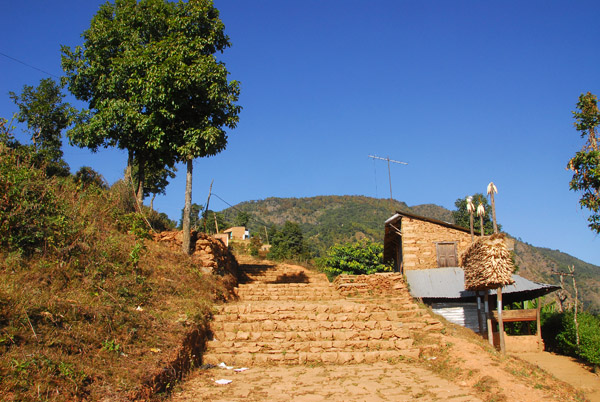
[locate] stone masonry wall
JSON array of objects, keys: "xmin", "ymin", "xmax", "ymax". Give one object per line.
[{"xmin": 402, "ymin": 217, "xmax": 472, "ymax": 270}]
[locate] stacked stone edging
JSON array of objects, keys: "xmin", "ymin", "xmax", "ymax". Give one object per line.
[
  {"xmin": 153, "ymin": 230, "xmax": 238, "ymax": 281},
  {"xmin": 203, "ymin": 260, "xmax": 443, "ymax": 366}
]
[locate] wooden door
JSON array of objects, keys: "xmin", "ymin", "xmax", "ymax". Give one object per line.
[{"xmin": 436, "ymin": 242, "xmax": 458, "ymax": 267}]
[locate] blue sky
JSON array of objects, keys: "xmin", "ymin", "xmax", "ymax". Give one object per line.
[{"xmin": 1, "ymin": 1, "xmax": 599, "ymax": 265}]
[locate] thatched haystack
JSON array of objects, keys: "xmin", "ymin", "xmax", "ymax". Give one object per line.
[{"xmin": 462, "ymin": 233, "xmax": 515, "ymax": 290}]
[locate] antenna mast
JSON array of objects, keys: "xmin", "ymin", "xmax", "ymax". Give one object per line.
[{"xmin": 367, "ymin": 155, "xmax": 408, "ymax": 207}]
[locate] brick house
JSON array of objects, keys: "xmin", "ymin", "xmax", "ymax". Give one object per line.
[
  {"xmin": 383, "ymin": 211, "xmax": 474, "ymax": 273},
  {"xmin": 223, "ymin": 226, "xmax": 250, "ymax": 241},
  {"xmin": 383, "ymin": 211, "xmax": 558, "ymax": 351}
]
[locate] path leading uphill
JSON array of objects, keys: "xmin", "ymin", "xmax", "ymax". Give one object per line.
[{"xmin": 170, "ymin": 258, "xmax": 587, "ymax": 402}]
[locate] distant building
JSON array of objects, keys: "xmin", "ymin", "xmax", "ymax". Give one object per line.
[{"xmin": 223, "ymin": 226, "xmax": 250, "ymax": 241}]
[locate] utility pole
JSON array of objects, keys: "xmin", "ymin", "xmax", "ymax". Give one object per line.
[{"xmin": 368, "ymin": 155, "xmax": 408, "ymax": 208}]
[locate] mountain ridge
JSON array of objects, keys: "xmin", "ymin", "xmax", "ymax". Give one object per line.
[{"xmin": 220, "ymin": 195, "xmax": 599, "ymax": 311}]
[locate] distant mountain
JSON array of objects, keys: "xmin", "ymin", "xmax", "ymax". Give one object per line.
[{"xmin": 221, "ymin": 195, "xmax": 600, "ymax": 312}]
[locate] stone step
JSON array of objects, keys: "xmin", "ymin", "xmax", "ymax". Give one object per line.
[
  {"xmin": 216, "ymin": 301, "xmax": 421, "ymax": 314},
  {"xmin": 237, "ymin": 282, "xmax": 332, "ymax": 288},
  {"xmin": 209, "ymin": 325, "xmax": 441, "ymax": 343},
  {"xmin": 235, "ymin": 290, "xmax": 337, "ymax": 297},
  {"xmin": 211, "ymin": 319, "xmax": 414, "ymax": 332},
  {"xmin": 202, "ymin": 349, "xmax": 422, "ymax": 366},
  {"xmin": 213, "ymin": 310, "xmax": 422, "ymax": 323},
  {"xmin": 207, "ymin": 338, "xmax": 415, "ymax": 353},
  {"xmin": 239, "ymin": 294, "xmax": 340, "ymax": 301}
]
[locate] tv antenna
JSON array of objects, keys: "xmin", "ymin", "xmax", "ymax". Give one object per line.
[{"xmin": 368, "ymin": 155, "xmax": 408, "ymax": 207}]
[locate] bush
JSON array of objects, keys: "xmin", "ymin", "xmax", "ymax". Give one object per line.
[
  {"xmin": 0, "ymin": 146, "xmax": 71, "ymax": 255},
  {"xmin": 542, "ymin": 310, "xmax": 600, "ymax": 366},
  {"xmin": 267, "ymin": 221, "xmax": 311, "ymax": 261},
  {"xmin": 317, "ymin": 239, "xmax": 392, "ymax": 277}
]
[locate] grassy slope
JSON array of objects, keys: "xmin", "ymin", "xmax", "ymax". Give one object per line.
[
  {"xmin": 0, "ymin": 176, "xmax": 227, "ymax": 401},
  {"xmin": 221, "ymin": 195, "xmax": 600, "ymax": 311}
]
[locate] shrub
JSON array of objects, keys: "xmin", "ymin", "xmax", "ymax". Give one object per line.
[
  {"xmin": 267, "ymin": 221, "xmax": 311, "ymax": 261},
  {"xmin": 318, "ymin": 239, "xmax": 392, "ymax": 277},
  {"xmin": 542, "ymin": 310, "xmax": 600, "ymax": 366},
  {"xmin": 0, "ymin": 146, "xmax": 71, "ymax": 255}
]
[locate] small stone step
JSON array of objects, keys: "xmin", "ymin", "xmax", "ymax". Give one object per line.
[
  {"xmin": 212, "ymin": 310, "xmax": 421, "ymax": 323},
  {"xmin": 203, "ymin": 349, "xmax": 421, "ymax": 366},
  {"xmin": 211, "ymin": 328, "xmax": 413, "ymax": 342}
]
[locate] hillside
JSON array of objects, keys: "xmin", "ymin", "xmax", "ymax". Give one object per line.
[
  {"xmin": 221, "ymin": 195, "xmax": 600, "ymax": 312},
  {"xmin": 0, "ymin": 143, "xmax": 236, "ymax": 400}
]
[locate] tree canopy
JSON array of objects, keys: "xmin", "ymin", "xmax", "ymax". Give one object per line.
[
  {"xmin": 61, "ymin": 0, "xmax": 241, "ymax": 252},
  {"xmin": 9, "ymin": 78, "xmax": 73, "ymax": 160},
  {"xmin": 267, "ymin": 221, "xmax": 311, "ymax": 261},
  {"xmin": 568, "ymin": 92, "xmax": 600, "ymax": 233}
]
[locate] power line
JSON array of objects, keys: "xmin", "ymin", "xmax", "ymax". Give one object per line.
[
  {"xmin": 212, "ymin": 192, "xmax": 272, "ymax": 229},
  {"xmin": 0, "ymin": 51, "xmax": 61, "ymax": 79}
]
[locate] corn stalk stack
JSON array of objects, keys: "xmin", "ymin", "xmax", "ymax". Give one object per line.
[{"xmin": 462, "ymin": 233, "xmax": 515, "ymax": 352}]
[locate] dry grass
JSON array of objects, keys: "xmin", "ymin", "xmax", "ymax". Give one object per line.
[{"xmin": 0, "ymin": 180, "xmax": 231, "ymax": 401}]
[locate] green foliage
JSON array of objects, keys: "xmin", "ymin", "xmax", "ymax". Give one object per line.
[
  {"xmin": 542, "ymin": 310, "xmax": 600, "ymax": 366},
  {"xmin": 318, "ymin": 239, "xmax": 392, "ymax": 277},
  {"xmin": 452, "ymin": 193, "xmax": 499, "ymax": 235},
  {"xmin": 0, "ymin": 144, "xmax": 72, "ymax": 255},
  {"xmin": 268, "ymin": 221, "xmax": 311, "ymax": 261},
  {"xmin": 179, "ymin": 203, "xmax": 203, "ymax": 230},
  {"xmin": 235, "ymin": 211, "xmax": 251, "ymax": 227},
  {"xmin": 248, "ymin": 235, "xmax": 262, "ymax": 257},
  {"xmin": 568, "ymin": 92, "xmax": 600, "ymax": 233},
  {"xmin": 61, "ymin": 0, "xmax": 241, "ymax": 234},
  {"xmin": 8, "ymin": 78, "xmax": 73, "ymax": 161},
  {"xmin": 74, "ymin": 166, "xmax": 107, "ymax": 190}
]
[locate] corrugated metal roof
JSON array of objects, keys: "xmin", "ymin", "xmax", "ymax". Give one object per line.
[{"xmin": 405, "ymin": 267, "xmax": 560, "ymax": 301}]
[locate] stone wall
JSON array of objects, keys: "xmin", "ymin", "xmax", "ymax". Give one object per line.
[
  {"xmin": 402, "ymin": 216, "xmax": 472, "ymax": 270},
  {"xmin": 152, "ymin": 230, "xmax": 238, "ymax": 284},
  {"xmin": 334, "ymin": 273, "xmax": 408, "ymax": 297}
]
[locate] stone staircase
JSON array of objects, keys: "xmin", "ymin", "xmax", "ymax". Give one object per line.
[{"xmin": 203, "ymin": 260, "xmax": 443, "ymax": 366}]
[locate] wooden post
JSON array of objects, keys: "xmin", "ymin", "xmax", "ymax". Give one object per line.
[
  {"xmin": 476, "ymin": 291, "xmax": 484, "ymax": 335},
  {"xmin": 536, "ymin": 297, "xmax": 542, "ymax": 351},
  {"xmin": 497, "ymin": 287, "xmax": 506, "ymax": 353},
  {"xmin": 485, "ymin": 292, "xmax": 494, "ymax": 346}
]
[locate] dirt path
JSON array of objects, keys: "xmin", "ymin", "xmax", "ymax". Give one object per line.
[
  {"xmin": 170, "ymin": 362, "xmax": 482, "ymax": 402},
  {"xmin": 517, "ymin": 352, "xmax": 600, "ymax": 402}
]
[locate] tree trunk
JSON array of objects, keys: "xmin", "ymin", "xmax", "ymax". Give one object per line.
[
  {"xmin": 150, "ymin": 194, "xmax": 156, "ymax": 211},
  {"xmin": 182, "ymin": 158, "xmax": 193, "ymax": 255},
  {"xmin": 136, "ymin": 156, "xmax": 145, "ymax": 206}
]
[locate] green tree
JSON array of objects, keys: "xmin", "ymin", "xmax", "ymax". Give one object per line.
[
  {"xmin": 318, "ymin": 239, "xmax": 391, "ymax": 277},
  {"xmin": 129, "ymin": 157, "xmax": 177, "ymax": 210},
  {"xmin": 9, "ymin": 78, "xmax": 73, "ymax": 160},
  {"xmin": 74, "ymin": 166, "xmax": 108, "ymax": 190},
  {"xmin": 452, "ymin": 193, "xmax": 499, "ymax": 235},
  {"xmin": 178, "ymin": 203, "xmax": 202, "ymax": 231},
  {"xmin": 198, "ymin": 210, "xmax": 228, "ymax": 234},
  {"xmin": 9, "ymin": 78, "xmax": 74, "ymax": 177},
  {"xmin": 234, "ymin": 211, "xmax": 251, "ymax": 227},
  {"xmin": 61, "ymin": 0, "xmax": 241, "ymax": 256},
  {"xmin": 268, "ymin": 221, "xmax": 310, "ymax": 261},
  {"xmin": 568, "ymin": 92, "xmax": 600, "ymax": 233}
]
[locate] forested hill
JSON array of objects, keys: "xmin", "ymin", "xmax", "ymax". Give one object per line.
[{"xmin": 221, "ymin": 195, "xmax": 600, "ymax": 312}]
